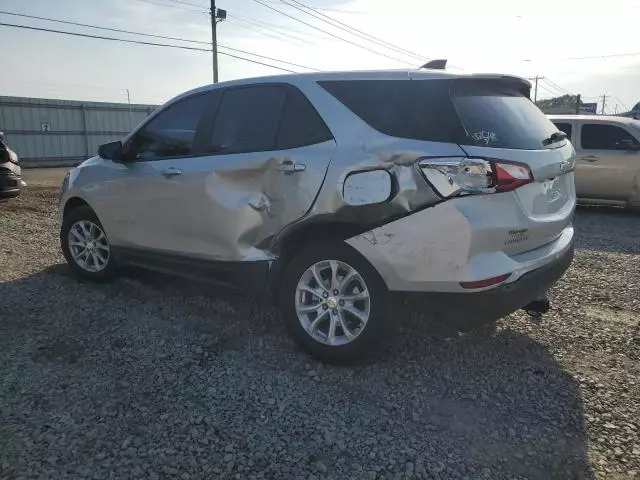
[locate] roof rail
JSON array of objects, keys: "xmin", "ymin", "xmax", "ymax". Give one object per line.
[{"xmin": 420, "ymin": 59, "xmax": 447, "ymax": 70}]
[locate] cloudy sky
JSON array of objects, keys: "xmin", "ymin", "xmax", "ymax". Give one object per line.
[{"xmin": 1, "ymin": 0, "xmax": 639, "ymax": 112}]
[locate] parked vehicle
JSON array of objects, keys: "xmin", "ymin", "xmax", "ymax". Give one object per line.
[
  {"xmin": 0, "ymin": 132, "xmax": 22, "ymax": 199},
  {"xmin": 549, "ymin": 115, "xmax": 640, "ymax": 208},
  {"xmin": 59, "ymin": 70, "xmax": 576, "ymax": 363}
]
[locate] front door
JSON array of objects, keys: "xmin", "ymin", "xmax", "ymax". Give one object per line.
[
  {"xmin": 575, "ymin": 122, "xmax": 640, "ymax": 200},
  {"xmin": 104, "ymin": 91, "xmax": 216, "ymax": 251}
]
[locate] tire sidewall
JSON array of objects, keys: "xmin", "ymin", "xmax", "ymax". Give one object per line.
[
  {"xmin": 279, "ymin": 241, "xmax": 390, "ymax": 364},
  {"xmin": 60, "ymin": 205, "xmax": 117, "ymax": 281}
]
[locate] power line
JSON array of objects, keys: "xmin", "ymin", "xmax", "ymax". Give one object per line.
[
  {"xmin": 228, "ymin": 20, "xmax": 309, "ymax": 46},
  {"xmin": 0, "ymin": 11, "xmax": 319, "ymax": 70},
  {"xmin": 543, "ymin": 78, "xmax": 573, "ymax": 96},
  {"xmin": 250, "ymin": 0, "xmax": 413, "ymax": 66},
  {"xmin": 0, "ymin": 10, "xmax": 211, "ymax": 44},
  {"xmin": 227, "ymin": 16, "xmax": 314, "ymax": 45},
  {"xmin": 613, "ymin": 96, "xmax": 629, "ymax": 111},
  {"xmin": 282, "ymin": 0, "xmax": 429, "ymax": 63},
  {"xmin": 0, "ymin": 22, "xmax": 298, "ymax": 73},
  {"xmin": 230, "ymin": 12, "xmax": 336, "ymax": 42},
  {"xmin": 132, "ymin": 0, "xmax": 208, "ymax": 13},
  {"xmin": 162, "ymin": 0, "xmax": 208, "ymax": 8},
  {"xmin": 526, "ymin": 51, "xmax": 640, "ymax": 62},
  {"xmin": 218, "ymin": 45, "xmax": 320, "ymax": 71}
]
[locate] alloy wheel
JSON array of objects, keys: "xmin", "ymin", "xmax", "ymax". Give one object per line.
[
  {"xmin": 295, "ymin": 259, "xmax": 371, "ymax": 346},
  {"xmin": 67, "ymin": 220, "xmax": 110, "ymax": 273}
]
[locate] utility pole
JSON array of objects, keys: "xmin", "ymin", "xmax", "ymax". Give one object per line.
[
  {"xmin": 600, "ymin": 94, "xmax": 607, "ymax": 115},
  {"xmin": 575, "ymin": 93, "xmax": 581, "ymax": 114},
  {"xmin": 210, "ymin": 1, "xmax": 227, "ymax": 84},
  {"xmin": 126, "ymin": 89, "xmax": 133, "ymax": 130},
  {"xmin": 210, "ymin": 0, "xmax": 218, "ymax": 83},
  {"xmin": 528, "ymin": 76, "xmax": 545, "ymax": 104}
]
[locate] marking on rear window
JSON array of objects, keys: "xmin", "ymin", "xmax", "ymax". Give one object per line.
[{"xmin": 471, "ymin": 131, "xmax": 498, "ymax": 145}]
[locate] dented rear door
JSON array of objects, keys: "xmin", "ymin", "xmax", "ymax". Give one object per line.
[{"xmin": 162, "ymin": 83, "xmax": 336, "ymax": 261}]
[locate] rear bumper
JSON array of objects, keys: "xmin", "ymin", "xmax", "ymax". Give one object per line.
[
  {"xmin": 346, "ymin": 192, "xmax": 575, "ymax": 293},
  {"xmin": 0, "ymin": 166, "xmax": 21, "ymax": 198},
  {"xmin": 403, "ymin": 244, "xmax": 573, "ymax": 322}
]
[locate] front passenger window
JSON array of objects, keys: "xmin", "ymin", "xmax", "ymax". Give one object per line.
[{"xmin": 127, "ymin": 94, "xmax": 208, "ymax": 160}]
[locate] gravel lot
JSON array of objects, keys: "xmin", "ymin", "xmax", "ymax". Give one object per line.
[{"xmin": 1, "ymin": 176, "xmax": 639, "ymax": 480}]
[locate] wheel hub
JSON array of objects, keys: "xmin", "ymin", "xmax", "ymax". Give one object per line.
[{"xmin": 326, "ymin": 296, "xmax": 338, "ymax": 309}]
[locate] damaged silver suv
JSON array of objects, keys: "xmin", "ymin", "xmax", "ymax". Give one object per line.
[{"xmin": 59, "ymin": 69, "xmax": 576, "ymax": 363}]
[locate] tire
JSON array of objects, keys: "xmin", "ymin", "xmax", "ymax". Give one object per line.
[
  {"xmin": 60, "ymin": 205, "xmax": 118, "ymax": 281},
  {"xmin": 278, "ymin": 241, "xmax": 390, "ymax": 364}
]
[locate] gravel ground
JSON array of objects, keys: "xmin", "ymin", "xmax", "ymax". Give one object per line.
[{"xmin": 1, "ymin": 185, "xmax": 639, "ymax": 480}]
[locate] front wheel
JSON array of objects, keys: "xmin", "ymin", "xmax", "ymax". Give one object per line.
[
  {"xmin": 60, "ymin": 205, "xmax": 118, "ymax": 281},
  {"xmin": 279, "ymin": 242, "xmax": 390, "ymax": 364}
]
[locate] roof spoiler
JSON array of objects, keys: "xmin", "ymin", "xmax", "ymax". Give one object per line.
[{"xmin": 420, "ymin": 59, "xmax": 447, "ymax": 70}]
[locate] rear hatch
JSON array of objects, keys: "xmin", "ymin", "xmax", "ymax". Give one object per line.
[{"xmin": 450, "ymin": 77, "xmax": 576, "ymax": 254}]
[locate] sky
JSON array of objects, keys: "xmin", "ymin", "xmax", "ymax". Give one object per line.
[{"xmin": 1, "ymin": 0, "xmax": 639, "ymax": 113}]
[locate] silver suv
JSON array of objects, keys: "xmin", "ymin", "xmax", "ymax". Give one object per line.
[{"xmin": 59, "ymin": 70, "xmax": 576, "ymax": 363}]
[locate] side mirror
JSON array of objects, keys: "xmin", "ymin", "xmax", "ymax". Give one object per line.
[
  {"xmin": 343, "ymin": 170, "xmax": 392, "ymax": 206},
  {"xmin": 0, "ymin": 132, "xmax": 5, "ymax": 142},
  {"xmin": 98, "ymin": 141, "xmax": 124, "ymax": 161}
]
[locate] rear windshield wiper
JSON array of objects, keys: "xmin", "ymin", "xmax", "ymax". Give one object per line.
[{"xmin": 542, "ymin": 131, "xmax": 567, "ymax": 146}]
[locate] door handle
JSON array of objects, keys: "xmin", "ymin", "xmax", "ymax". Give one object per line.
[
  {"xmin": 581, "ymin": 155, "xmax": 599, "ymax": 162},
  {"xmin": 277, "ymin": 160, "xmax": 306, "ymax": 173},
  {"xmin": 160, "ymin": 167, "xmax": 183, "ymax": 178}
]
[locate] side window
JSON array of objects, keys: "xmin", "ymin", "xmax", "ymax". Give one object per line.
[
  {"xmin": 319, "ymin": 80, "xmax": 463, "ymax": 143},
  {"xmin": 210, "ymin": 85, "xmax": 287, "ymax": 154},
  {"xmin": 581, "ymin": 124, "xmax": 640, "ymax": 150},
  {"xmin": 554, "ymin": 122, "xmax": 573, "ymax": 139},
  {"xmin": 127, "ymin": 94, "xmax": 208, "ymax": 160},
  {"xmin": 277, "ymin": 88, "xmax": 333, "ymax": 149}
]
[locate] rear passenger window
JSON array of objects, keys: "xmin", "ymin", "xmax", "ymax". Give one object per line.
[
  {"xmin": 554, "ymin": 122, "xmax": 573, "ymax": 139},
  {"xmin": 277, "ymin": 88, "xmax": 333, "ymax": 149},
  {"xmin": 319, "ymin": 80, "xmax": 463, "ymax": 143},
  {"xmin": 210, "ymin": 86, "xmax": 287, "ymax": 154},
  {"xmin": 581, "ymin": 124, "xmax": 640, "ymax": 150}
]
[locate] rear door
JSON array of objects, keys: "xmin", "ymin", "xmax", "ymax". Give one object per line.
[
  {"xmin": 575, "ymin": 122, "xmax": 640, "ymax": 200},
  {"xmin": 161, "ymin": 83, "xmax": 336, "ymax": 261}
]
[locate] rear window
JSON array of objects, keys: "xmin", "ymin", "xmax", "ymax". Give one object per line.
[
  {"xmin": 320, "ymin": 78, "xmax": 561, "ymax": 150},
  {"xmin": 318, "ymin": 80, "xmax": 464, "ymax": 143},
  {"xmin": 452, "ymin": 80, "xmax": 560, "ymax": 150}
]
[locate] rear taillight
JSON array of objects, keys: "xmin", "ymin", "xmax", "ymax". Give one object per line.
[
  {"xmin": 418, "ymin": 157, "xmax": 532, "ymax": 199},
  {"xmin": 494, "ymin": 162, "xmax": 532, "ymax": 192}
]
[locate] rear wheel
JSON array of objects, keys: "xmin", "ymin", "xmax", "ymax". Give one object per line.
[
  {"xmin": 279, "ymin": 242, "xmax": 390, "ymax": 364},
  {"xmin": 60, "ymin": 205, "xmax": 118, "ymax": 281}
]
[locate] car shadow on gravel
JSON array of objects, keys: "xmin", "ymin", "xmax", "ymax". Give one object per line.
[{"xmin": 0, "ymin": 264, "xmax": 593, "ymax": 480}]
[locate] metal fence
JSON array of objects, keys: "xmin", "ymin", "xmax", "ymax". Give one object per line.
[{"xmin": 0, "ymin": 96, "xmax": 158, "ymax": 167}]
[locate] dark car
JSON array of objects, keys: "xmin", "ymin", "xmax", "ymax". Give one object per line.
[{"xmin": 0, "ymin": 132, "xmax": 22, "ymax": 199}]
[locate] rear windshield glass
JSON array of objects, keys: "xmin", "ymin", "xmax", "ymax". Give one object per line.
[
  {"xmin": 319, "ymin": 78, "xmax": 561, "ymax": 150},
  {"xmin": 452, "ymin": 80, "xmax": 560, "ymax": 150}
]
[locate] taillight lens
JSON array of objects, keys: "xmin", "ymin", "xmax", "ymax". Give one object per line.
[
  {"xmin": 494, "ymin": 162, "xmax": 532, "ymax": 192},
  {"xmin": 419, "ymin": 157, "xmax": 532, "ymax": 198}
]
